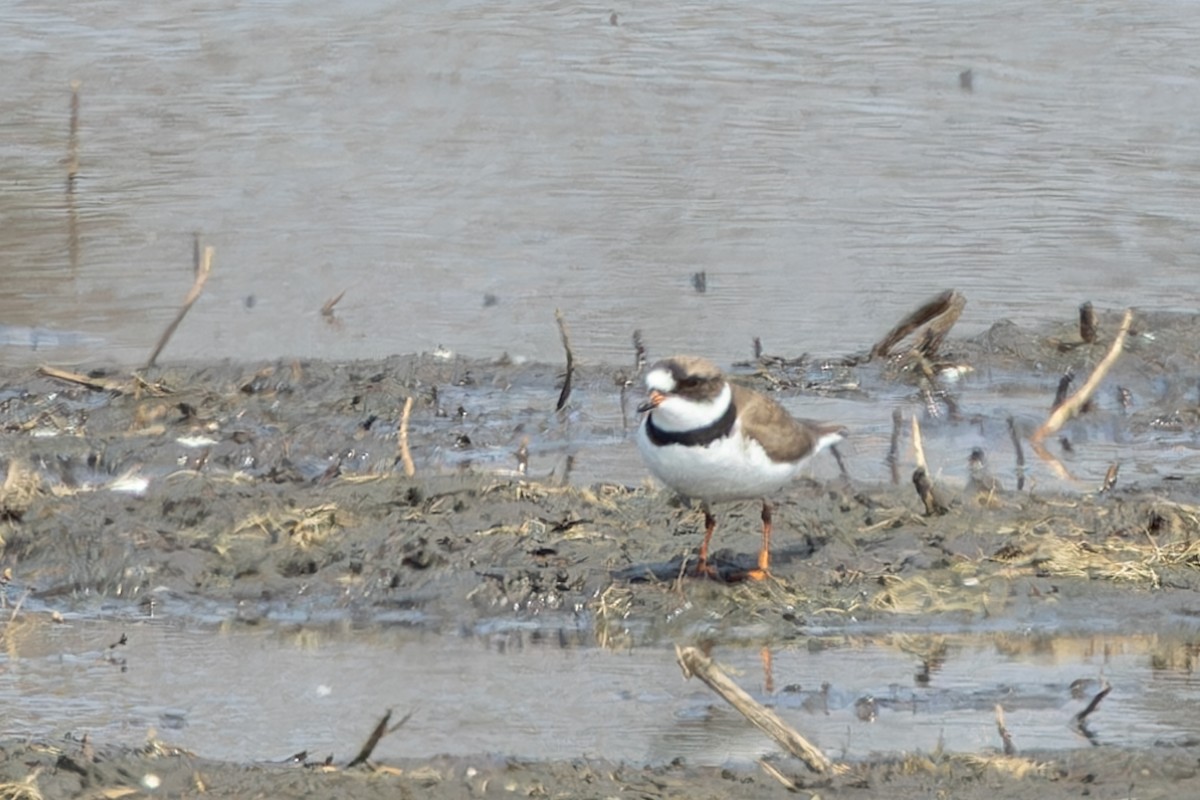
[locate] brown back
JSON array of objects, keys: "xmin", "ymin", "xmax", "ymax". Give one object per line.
[{"xmin": 730, "ymin": 384, "xmax": 845, "ymax": 463}]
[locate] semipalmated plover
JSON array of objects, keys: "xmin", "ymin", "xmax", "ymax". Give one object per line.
[{"xmin": 636, "ymin": 356, "xmax": 845, "ymax": 580}]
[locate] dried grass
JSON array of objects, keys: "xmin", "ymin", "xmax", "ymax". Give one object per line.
[
  {"xmin": 869, "ymin": 575, "xmax": 986, "ymax": 615},
  {"xmin": 230, "ymin": 503, "xmax": 343, "ymax": 549},
  {"xmin": 593, "ymin": 583, "xmax": 634, "ymax": 651}
]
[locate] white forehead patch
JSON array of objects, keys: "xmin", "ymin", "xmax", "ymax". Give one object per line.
[{"xmin": 645, "ymin": 367, "xmax": 676, "ymax": 393}]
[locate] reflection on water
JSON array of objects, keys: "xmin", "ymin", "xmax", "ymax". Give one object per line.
[
  {"xmin": 2, "ymin": 1, "xmax": 1200, "ymax": 367},
  {"xmin": 2, "ymin": 617, "xmax": 1199, "ymax": 764}
]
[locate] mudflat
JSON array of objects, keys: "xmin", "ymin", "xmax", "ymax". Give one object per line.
[{"xmin": 3, "ymin": 307, "xmax": 1200, "ymax": 798}]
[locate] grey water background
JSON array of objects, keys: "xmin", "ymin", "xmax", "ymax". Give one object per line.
[
  {"xmin": 3, "ymin": 0, "xmax": 1199, "ymax": 368},
  {"xmin": 3, "ymin": 0, "xmax": 1200, "ymax": 767}
]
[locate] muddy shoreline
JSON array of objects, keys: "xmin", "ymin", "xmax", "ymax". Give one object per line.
[{"xmin": 3, "ymin": 310, "xmax": 1200, "ymax": 797}]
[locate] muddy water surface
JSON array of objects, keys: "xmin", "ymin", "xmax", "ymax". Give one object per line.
[
  {"xmin": 4, "ymin": 618, "xmax": 1199, "ymax": 765},
  {"xmin": 3, "ymin": 1, "xmax": 1200, "ymax": 367}
]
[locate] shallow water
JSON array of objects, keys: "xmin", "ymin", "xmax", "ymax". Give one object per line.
[
  {"xmin": 3, "ymin": 617, "xmax": 1199, "ymax": 764},
  {"xmin": 3, "ymin": 1, "xmax": 1200, "ymax": 367}
]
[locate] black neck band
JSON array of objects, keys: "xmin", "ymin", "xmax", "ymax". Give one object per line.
[{"xmin": 645, "ymin": 398, "xmax": 738, "ymax": 447}]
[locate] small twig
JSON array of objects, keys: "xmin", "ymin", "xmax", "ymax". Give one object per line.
[
  {"xmin": 913, "ymin": 467, "xmax": 947, "ymax": 516},
  {"xmin": 632, "ymin": 329, "xmax": 646, "ymax": 373},
  {"xmin": 995, "ymin": 704, "xmax": 1016, "ymax": 755},
  {"xmin": 1073, "ymin": 681, "xmax": 1111, "ymax": 727},
  {"xmin": 145, "ymin": 244, "xmax": 215, "ymax": 369},
  {"xmin": 757, "ymin": 759, "xmax": 799, "ymax": 792},
  {"xmin": 911, "ymin": 415, "xmax": 928, "ymax": 472},
  {"xmin": 321, "ymin": 289, "xmax": 347, "ymax": 318},
  {"xmin": 1079, "ymin": 301, "xmax": 1097, "ymax": 344},
  {"xmin": 1101, "ymin": 462, "xmax": 1119, "ymax": 493},
  {"xmin": 554, "ymin": 309, "xmax": 574, "ymax": 411},
  {"xmin": 1051, "ymin": 369, "xmax": 1073, "ymax": 410},
  {"xmin": 886, "ymin": 408, "xmax": 902, "ymax": 484},
  {"xmin": 676, "ymin": 645, "xmax": 831, "ymax": 774},
  {"xmin": 1007, "ymin": 416, "xmax": 1026, "ymax": 491},
  {"xmin": 347, "ymin": 708, "xmax": 412, "ymax": 767},
  {"xmin": 38, "ymin": 365, "xmax": 127, "ymax": 394},
  {"xmin": 1032, "ymin": 309, "xmax": 1133, "ymax": 445},
  {"xmin": 398, "ymin": 396, "xmax": 415, "ymax": 477}
]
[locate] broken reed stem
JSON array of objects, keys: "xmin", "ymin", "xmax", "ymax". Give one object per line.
[
  {"xmin": 994, "ymin": 704, "xmax": 1016, "ymax": 756},
  {"xmin": 909, "ymin": 416, "xmax": 946, "ymax": 514},
  {"xmin": 1032, "ymin": 309, "xmax": 1133, "ymax": 445},
  {"xmin": 1073, "ymin": 681, "xmax": 1111, "ymax": 727},
  {"xmin": 887, "ymin": 408, "xmax": 902, "ymax": 484},
  {"xmin": 554, "ymin": 308, "xmax": 574, "ymax": 411},
  {"xmin": 398, "ymin": 396, "xmax": 416, "ymax": 477},
  {"xmin": 321, "ymin": 289, "xmax": 347, "ymax": 317},
  {"xmin": 38, "ymin": 365, "xmax": 126, "ymax": 394},
  {"xmin": 1101, "ymin": 462, "xmax": 1119, "ymax": 493},
  {"xmin": 911, "ymin": 415, "xmax": 927, "ymax": 471},
  {"xmin": 1079, "ymin": 301, "xmax": 1097, "ymax": 344},
  {"xmin": 676, "ymin": 646, "xmax": 831, "ymax": 774},
  {"xmin": 347, "ymin": 709, "xmax": 391, "ymax": 768},
  {"xmin": 632, "ymin": 329, "xmax": 646, "ymax": 372},
  {"xmin": 145, "ymin": 244, "xmax": 214, "ymax": 369}
]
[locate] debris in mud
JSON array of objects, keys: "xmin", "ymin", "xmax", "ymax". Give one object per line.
[{"xmin": 676, "ymin": 645, "xmax": 831, "ymax": 774}]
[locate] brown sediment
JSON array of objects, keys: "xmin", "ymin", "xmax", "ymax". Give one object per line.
[{"xmin": 2, "ymin": 308, "xmax": 1200, "ymax": 799}]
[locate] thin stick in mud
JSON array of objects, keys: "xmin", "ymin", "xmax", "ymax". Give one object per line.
[
  {"xmin": 398, "ymin": 396, "xmax": 416, "ymax": 477},
  {"xmin": 995, "ymin": 704, "xmax": 1016, "ymax": 756},
  {"xmin": 1079, "ymin": 301, "xmax": 1097, "ymax": 344},
  {"xmin": 554, "ymin": 309, "xmax": 574, "ymax": 411},
  {"xmin": 1007, "ymin": 416, "xmax": 1026, "ymax": 491},
  {"xmin": 38, "ymin": 365, "xmax": 127, "ymax": 394},
  {"xmin": 145, "ymin": 243, "xmax": 215, "ymax": 369},
  {"xmin": 910, "ymin": 416, "xmax": 946, "ymax": 515},
  {"xmin": 1073, "ymin": 681, "xmax": 1111, "ymax": 728},
  {"xmin": 321, "ymin": 289, "xmax": 347, "ymax": 318},
  {"xmin": 632, "ymin": 329, "xmax": 646, "ymax": 372},
  {"xmin": 346, "ymin": 708, "xmax": 413, "ymax": 768},
  {"xmin": 887, "ymin": 408, "xmax": 902, "ymax": 484},
  {"xmin": 675, "ymin": 645, "xmax": 831, "ymax": 774},
  {"xmin": 1032, "ymin": 308, "xmax": 1133, "ymax": 446}
]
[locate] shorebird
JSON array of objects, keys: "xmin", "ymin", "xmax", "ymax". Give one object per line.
[{"xmin": 636, "ymin": 356, "xmax": 845, "ymax": 580}]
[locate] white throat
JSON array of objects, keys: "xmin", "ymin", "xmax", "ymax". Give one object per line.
[{"xmin": 649, "ymin": 383, "xmax": 733, "ymax": 433}]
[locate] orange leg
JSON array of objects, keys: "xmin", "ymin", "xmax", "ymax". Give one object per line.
[
  {"xmin": 694, "ymin": 508, "xmax": 720, "ymax": 578},
  {"xmin": 745, "ymin": 500, "xmax": 773, "ymax": 581}
]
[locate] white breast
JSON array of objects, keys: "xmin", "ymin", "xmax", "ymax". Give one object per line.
[{"xmin": 636, "ymin": 417, "xmax": 808, "ymax": 503}]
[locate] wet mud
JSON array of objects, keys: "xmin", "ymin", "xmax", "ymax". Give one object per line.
[{"xmin": 4, "ymin": 308, "xmax": 1200, "ymax": 798}]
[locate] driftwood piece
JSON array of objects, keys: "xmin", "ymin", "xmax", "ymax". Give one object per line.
[
  {"xmin": 869, "ymin": 289, "xmax": 965, "ymax": 361},
  {"xmin": 397, "ymin": 396, "xmax": 416, "ymax": 477},
  {"xmin": 38, "ymin": 365, "xmax": 127, "ymax": 394},
  {"xmin": 1032, "ymin": 309, "xmax": 1133, "ymax": 447},
  {"xmin": 676, "ymin": 646, "xmax": 831, "ymax": 774}
]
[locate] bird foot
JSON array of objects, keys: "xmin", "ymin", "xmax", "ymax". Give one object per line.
[
  {"xmin": 691, "ymin": 559, "xmax": 721, "ymax": 579},
  {"xmin": 739, "ymin": 567, "xmax": 771, "ymax": 582}
]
